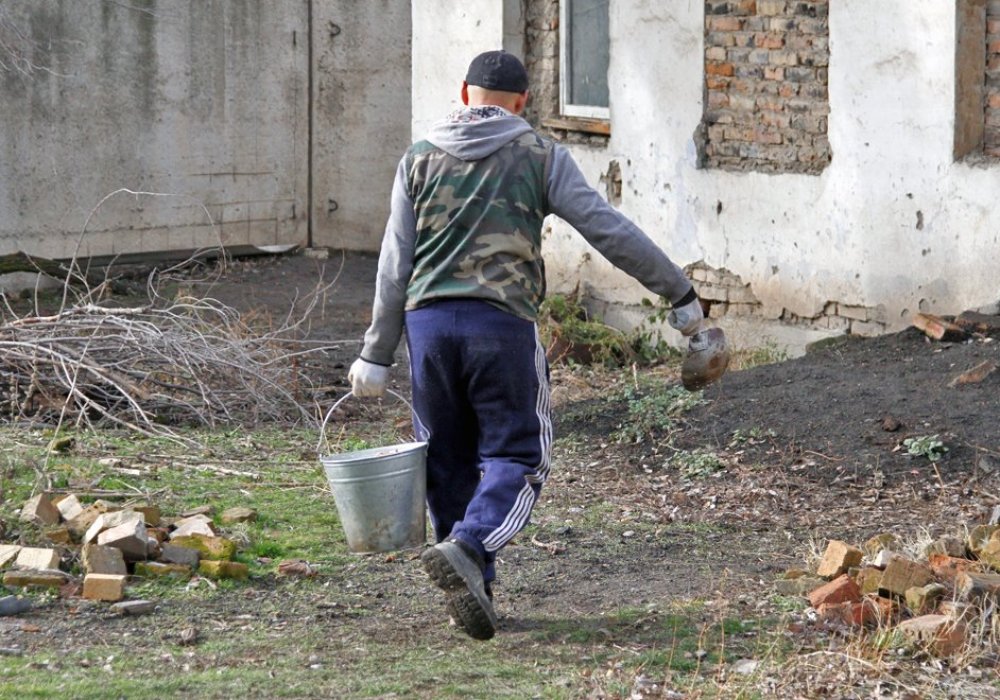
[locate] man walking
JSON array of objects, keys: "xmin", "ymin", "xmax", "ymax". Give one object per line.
[{"xmin": 348, "ymin": 50, "xmax": 705, "ymax": 640}]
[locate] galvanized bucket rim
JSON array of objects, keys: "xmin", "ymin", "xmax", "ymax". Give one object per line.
[
  {"xmin": 316, "ymin": 389, "xmax": 415, "ymax": 455},
  {"xmin": 320, "ymin": 440, "xmax": 427, "ymax": 465}
]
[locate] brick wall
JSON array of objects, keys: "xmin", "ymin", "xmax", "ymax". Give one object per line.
[
  {"xmin": 701, "ymin": 1, "xmax": 831, "ymax": 174},
  {"xmin": 986, "ymin": 1, "xmax": 1000, "ymax": 156}
]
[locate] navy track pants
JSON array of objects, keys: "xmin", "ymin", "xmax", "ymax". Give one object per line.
[{"xmin": 405, "ymin": 300, "xmax": 552, "ymax": 585}]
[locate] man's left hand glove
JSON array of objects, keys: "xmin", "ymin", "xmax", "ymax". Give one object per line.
[
  {"xmin": 668, "ymin": 295, "xmax": 705, "ymax": 337},
  {"xmin": 348, "ymin": 358, "xmax": 389, "ymax": 398}
]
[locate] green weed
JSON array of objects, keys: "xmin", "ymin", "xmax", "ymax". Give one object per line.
[{"xmin": 903, "ymin": 434, "xmax": 948, "ymax": 462}]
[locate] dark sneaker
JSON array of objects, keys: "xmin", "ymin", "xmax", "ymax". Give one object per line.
[{"xmin": 421, "ymin": 539, "xmax": 497, "ymax": 640}]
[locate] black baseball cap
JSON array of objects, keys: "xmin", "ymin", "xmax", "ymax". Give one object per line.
[{"xmin": 465, "ymin": 50, "xmax": 529, "ymax": 94}]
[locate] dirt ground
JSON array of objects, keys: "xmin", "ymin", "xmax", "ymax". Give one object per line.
[
  {"xmin": 4, "ymin": 250, "xmax": 999, "ymax": 697},
  {"xmin": 197, "ymin": 248, "xmax": 1000, "ymax": 593}
]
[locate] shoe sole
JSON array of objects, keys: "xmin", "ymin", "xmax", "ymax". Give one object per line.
[{"xmin": 421, "ymin": 545, "xmax": 496, "ymax": 641}]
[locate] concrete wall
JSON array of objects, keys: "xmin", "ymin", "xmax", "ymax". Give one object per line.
[
  {"xmin": 0, "ymin": 1, "xmax": 309, "ymax": 261},
  {"xmin": 414, "ymin": 0, "xmax": 1000, "ymax": 352},
  {"xmin": 311, "ymin": 0, "xmax": 412, "ymax": 250}
]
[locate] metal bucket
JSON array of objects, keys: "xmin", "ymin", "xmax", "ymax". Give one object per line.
[{"xmin": 318, "ymin": 392, "xmax": 427, "ymax": 553}]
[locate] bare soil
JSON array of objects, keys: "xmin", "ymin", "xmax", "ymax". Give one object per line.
[{"xmin": 4, "ymin": 250, "xmax": 999, "ymax": 697}]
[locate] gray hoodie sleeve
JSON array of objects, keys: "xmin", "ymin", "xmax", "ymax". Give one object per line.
[
  {"xmin": 546, "ymin": 145, "xmax": 694, "ymax": 306},
  {"xmin": 360, "ymin": 156, "xmax": 416, "ymax": 366}
]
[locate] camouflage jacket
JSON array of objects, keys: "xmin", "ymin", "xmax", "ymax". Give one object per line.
[{"xmin": 360, "ymin": 107, "xmax": 692, "ymax": 366}]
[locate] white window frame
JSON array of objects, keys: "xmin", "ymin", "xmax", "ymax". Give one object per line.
[{"xmin": 559, "ymin": 0, "xmax": 611, "ymax": 120}]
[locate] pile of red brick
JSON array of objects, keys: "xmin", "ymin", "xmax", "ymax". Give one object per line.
[{"xmin": 777, "ymin": 516, "xmax": 1000, "ymax": 657}]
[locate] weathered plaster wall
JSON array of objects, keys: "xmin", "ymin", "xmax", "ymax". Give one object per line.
[
  {"xmin": 0, "ymin": 1, "xmax": 308, "ymax": 260},
  {"xmin": 414, "ymin": 0, "xmax": 1000, "ymax": 352},
  {"xmin": 311, "ymin": 0, "xmax": 412, "ymax": 250}
]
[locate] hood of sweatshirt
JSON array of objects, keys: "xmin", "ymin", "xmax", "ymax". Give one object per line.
[{"xmin": 425, "ymin": 106, "xmax": 535, "ymax": 161}]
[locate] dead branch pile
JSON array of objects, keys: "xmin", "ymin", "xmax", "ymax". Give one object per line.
[{"xmin": 0, "ymin": 283, "xmax": 328, "ymax": 440}]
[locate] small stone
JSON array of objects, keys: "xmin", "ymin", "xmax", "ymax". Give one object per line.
[
  {"xmin": 82, "ymin": 573, "xmax": 126, "ymax": 602},
  {"xmin": 0, "ymin": 596, "xmax": 32, "ymax": 617},
  {"xmin": 14, "ymin": 547, "xmax": 60, "ymax": 571},
  {"xmin": 0, "ymin": 545, "xmax": 22, "ymax": 570},
  {"xmin": 782, "ymin": 568, "xmax": 809, "ymax": 579},
  {"xmin": 221, "ymin": 507, "xmax": 257, "ymax": 524},
  {"xmin": 896, "ymin": 615, "xmax": 967, "ymax": 657},
  {"xmin": 81, "ymin": 544, "xmax": 127, "ymax": 576},
  {"xmin": 19, "ymin": 493, "xmax": 61, "ymax": 526},
  {"xmin": 110, "ymin": 600, "xmax": 156, "ymax": 616},
  {"xmin": 816, "ymin": 540, "xmax": 863, "ymax": 579},
  {"xmin": 198, "ymin": 560, "xmax": 248, "ymax": 580}
]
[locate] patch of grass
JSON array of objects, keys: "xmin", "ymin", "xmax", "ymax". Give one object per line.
[
  {"xmin": 613, "ymin": 380, "xmax": 705, "ymax": 445},
  {"xmin": 729, "ymin": 341, "xmax": 789, "ymax": 371}
]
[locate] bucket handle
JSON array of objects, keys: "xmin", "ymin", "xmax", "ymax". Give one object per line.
[{"xmin": 317, "ymin": 389, "xmax": 415, "ymax": 454}]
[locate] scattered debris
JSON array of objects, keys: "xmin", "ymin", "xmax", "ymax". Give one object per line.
[
  {"xmin": 779, "ymin": 520, "xmax": 1000, "ymax": 658},
  {"xmin": 912, "ymin": 312, "xmax": 969, "ymax": 342},
  {"xmin": 949, "ymin": 359, "xmax": 997, "ymax": 387}
]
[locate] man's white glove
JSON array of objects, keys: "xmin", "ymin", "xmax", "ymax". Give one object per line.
[
  {"xmin": 348, "ymin": 358, "xmax": 389, "ymax": 398},
  {"xmin": 667, "ymin": 295, "xmax": 705, "ymax": 337}
]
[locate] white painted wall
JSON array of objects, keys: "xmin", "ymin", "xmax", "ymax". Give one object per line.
[
  {"xmin": 0, "ymin": 1, "xmax": 308, "ymax": 261},
  {"xmin": 413, "ymin": 0, "xmax": 1000, "ymax": 349}
]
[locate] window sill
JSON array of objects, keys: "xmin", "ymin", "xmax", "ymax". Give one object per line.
[{"xmin": 541, "ymin": 116, "xmax": 611, "ymax": 137}]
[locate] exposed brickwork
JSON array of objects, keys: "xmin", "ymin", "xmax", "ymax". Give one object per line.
[
  {"xmin": 523, "ymin": 0, "xmax": 610, "ymax": 145},
  {"xmin": 701, "ymin": 1, "xmax": 831, "ymax": 174},
  {"xmin": 686, "ymin": 261, "xmax": 887, "ymax": 335},
  {"xmin": 986, "ymin": 1, "xmax": 1000, "ymax": 156}
]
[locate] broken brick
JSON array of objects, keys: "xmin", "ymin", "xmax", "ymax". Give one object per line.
[
  {"xmin": 863, "ymin": 533, "xmax": 898, "ymax": 557},
  {"xmin": 198, "ymin": 560, "xmax": 248, "ymax": 580},
  {"xmin": 84, "ymin": 509, "xmax": 142, "ymax": 545},
  {"xmin": 19, "ymin": 493, "xmax": 61, "ymax": 526},
  {"xmin": 66, "ymin": 503, "xmax": 111, "ymax": 539},
  {"xmin": 816, "ymin": 540, "xmax": 863, "ymax": 579},
  {"xmin": 808, "ymin": 574, "xmax": 861, "ymax": 608},
  {"xmin": 956, "ymin": 570, "xmax": 1000, "ymax": 605},
  {"xmin": 854, "ymin": 566, "xmax": 883, "ymax": 595},
  {"xmin": 170, "ymin": 535, "xmax": 236, "ymax": 561},
  {"xmin": 912, "ymin": 313, "xmax": 968, "ymax": 342},
  {"xmin": 81, "ymin": 544, "xmax": 127, "ymax": 576},
  {"xmin": 134, "ymin": 562, "xmax": 192, "ymax": 579},
  {"xmin": 978, "ymin": 530, "xmax": 1000, "ymax": 572},
  {"xmin": 14, "ymin": 547, "xmax": 60, "ymax": 571},
  {"xmin": 160, "ymin": 544, "xmax": 200, "ymax": 569},
  {"xmin": 221, "ymin": 507, "xmax": 257, "ymax": 524},
  {"xmin": 110, "ymin": 600, "xmax": 155, "ymax": 616},
  {"xmin": 3, "ymin": 571, "xmax": 65, "ymax": 589},
  {"xmin": 97, "ymin": 518, "xmax": 148, "ymax": 561},
  {"xmin": 818, "ymin": 594, "xmax": 896, "ymax": 627},
  {"xmin": 878, "ymin": 557, "xmax": 933, "ymax": 598},
  {"xmin": 923, "ymin": 536, "xmax": 966, "ymax": 559},
  {"xmin": 905, "ymin": 583, "xmax": 948, "ymax": 614},
  {"xmin": 44, "ymin": 527, "xmax": 72, "ymax": 545},
  {"xmin": 0, "ymin": 545, "xmax": 22, "ymax": 569},
  {"xmin": 928, "ymin": 553, "xmax": 979, "ymax": 582},
  {"xmin": 948, "ymin": 360, "xmax": 997, "ymax": 387},
  {"xmin": 133, "ymin": 504, "xmax": 161, "ymax": 527},
  {"xmin": 55, "ymin": 494, "xmax": 85, "ymax": 521},
  {"xmin": 170, "ymin": 514, "xmax": 217, "ymax": 539},
  {"xmin": 968, "ymin": 524, "xmax": 1000, "ymax": 556},
  {"xmin": 896, "ymin": 615, "xmax": 967, "ymax": 657},
  {"xmin": 82, "ymin": 573, "xmax": 126, "ymax": 602}
]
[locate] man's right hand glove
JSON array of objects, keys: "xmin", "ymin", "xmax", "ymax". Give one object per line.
[
  {"xmin": 667, "ymin": 293, "xmax": 705, "ymax": 337},
  {"xmin": 348, "ymin": 358, "xmax": 389, "ymax": 398}
]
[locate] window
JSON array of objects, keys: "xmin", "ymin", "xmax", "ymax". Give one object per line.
[{"xmin": 559, "ymin": 0, "xmax": 610, "ymax": 120}]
